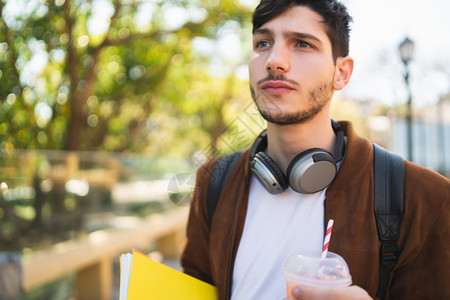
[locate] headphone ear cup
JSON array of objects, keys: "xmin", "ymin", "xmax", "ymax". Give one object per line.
[
  {"xmin": 286, "ymin": 148, "xmax": 337, "ymax": 194},
  {"xmin": 250, "ymin": 152, "xmax": 289, "ymax": 194}
]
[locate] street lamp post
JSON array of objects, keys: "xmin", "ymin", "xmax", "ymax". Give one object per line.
[{"xmin": 398, "ymin": 37, "xmax": 415, "ymax": 162}]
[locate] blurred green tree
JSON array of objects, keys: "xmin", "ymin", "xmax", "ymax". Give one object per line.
[{"xmin": 0, "ymin": 0, "xmax": 253, "ymax": 155}]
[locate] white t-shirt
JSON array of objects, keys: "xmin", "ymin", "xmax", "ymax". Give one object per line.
[{"xmin": 231, "ymin": 175, "xmax": 326, "ymax": 300}]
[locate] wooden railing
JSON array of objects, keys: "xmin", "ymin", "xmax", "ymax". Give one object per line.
[{"xmin": 21, "ymin": 207, "xmax": 189, "ymax": 300}]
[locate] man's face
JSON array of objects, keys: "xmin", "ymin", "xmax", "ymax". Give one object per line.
[{"xmin": 249, "ymin": 5, "xmax": 338, "ymax": 125}]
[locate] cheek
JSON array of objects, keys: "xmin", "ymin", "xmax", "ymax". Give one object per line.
[
  {"xmin": 292, "ymin": 57, "xmax": 333, "ymax": 82},
  {"xmin": 249, "ymin": 53, "xmax": 267, "ymax": 73},
  {"xmin": 248, "ymin": 59, "xmax": 260, "ymax": 86}
]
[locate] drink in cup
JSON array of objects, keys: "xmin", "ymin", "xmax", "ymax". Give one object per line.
[{"xmin": 281, "ymin": 250, "xmax": 352, "ymax": 298}]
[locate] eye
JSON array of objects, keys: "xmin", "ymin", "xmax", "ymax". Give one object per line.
[
  {"xmin": 296, "ymin": 41, "xmax": 312, "ymax": 48},
  {"xmin": 255, "ymin": 40, "xmax": 270, "ymax": 48}
]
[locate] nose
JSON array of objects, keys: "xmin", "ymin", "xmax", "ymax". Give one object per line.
[{"xmin": 265, "ymin": 45, "xmax": 290, "ymax": 73}]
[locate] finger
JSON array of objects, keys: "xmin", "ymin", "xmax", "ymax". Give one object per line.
[
  {"xmin": 291, "ymin": 285, "xmax": 372, "ymax": 300},
  {"xmin": 291, "ymin": 285, "xmax": 335, "ymax": 299}
]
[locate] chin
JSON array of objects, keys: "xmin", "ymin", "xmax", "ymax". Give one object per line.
[{"xmin": 256, "ymin": 102, "xmax": 323, "ymax": 126}]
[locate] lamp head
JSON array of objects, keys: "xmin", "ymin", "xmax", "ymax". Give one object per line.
[{"xmin": 399, "ymin": 37, "xmax": 415, "ymax": 65}]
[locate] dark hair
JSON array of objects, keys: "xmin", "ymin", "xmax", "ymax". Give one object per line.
[{"xmin": 252, "ymin": 0, "xmax": 352, "ymax": 60}]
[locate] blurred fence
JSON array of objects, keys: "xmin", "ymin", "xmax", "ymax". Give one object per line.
[
  {"xmin": 0, "ymin": 149, "xmax": 194, "ymax": 299},
  {"xmin": 21, "ymin": 207, "xmax": 188, "ymax": 300}
]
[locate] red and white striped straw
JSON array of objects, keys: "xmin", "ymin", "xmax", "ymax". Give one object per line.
[{"xmin": 320, "ymin": 219, "xmax": 334, "ymax": 269}]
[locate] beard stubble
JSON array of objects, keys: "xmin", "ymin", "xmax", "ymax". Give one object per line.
[{"xmin": 250, "ymin": 75, "xmax": 335, "ymax": 126}]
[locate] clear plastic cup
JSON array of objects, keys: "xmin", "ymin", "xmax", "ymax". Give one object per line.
[{"xmin": 281, "ymin": 250, "xmax": 352, "ymax": 297}]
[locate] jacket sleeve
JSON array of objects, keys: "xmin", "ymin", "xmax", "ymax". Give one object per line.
[
  {"xmin": 387, "ymin": 164, "xmax": 450, "ymax": 299},
  {"xmin": 180, "ymin": 159, "xmax": 219, "ymax": 285}
]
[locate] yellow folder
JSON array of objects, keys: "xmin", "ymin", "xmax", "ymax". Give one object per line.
[{"xmin": 119, "ymin": 249, "xmax": 218, "ymax": 300}]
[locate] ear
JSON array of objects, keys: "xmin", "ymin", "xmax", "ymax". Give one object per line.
[{"xmin": 333, "ymin": 56, "xmax": 354, "ymax": 91}]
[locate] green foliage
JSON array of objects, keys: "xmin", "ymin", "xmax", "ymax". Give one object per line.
[{"xmin": 0, "ymin": 0, "xmax": 254, "ymax": 156}]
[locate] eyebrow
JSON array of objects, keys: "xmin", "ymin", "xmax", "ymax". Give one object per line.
[{"xmin": 253, "ymin": 28, "xmax": 323, "ymax": 45}]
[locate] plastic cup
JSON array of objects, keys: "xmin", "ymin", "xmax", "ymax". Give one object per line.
[{"xmin": 281, "ymin": 250, "xmax": 352, "ymax": 297}]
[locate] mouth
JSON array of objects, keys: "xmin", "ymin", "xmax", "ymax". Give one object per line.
[{"xmin": 260, "ymin": 80, "xmax": 296, "ymax": 94}]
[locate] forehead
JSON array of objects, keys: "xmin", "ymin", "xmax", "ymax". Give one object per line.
[{"xmin": 254, "ymin": 5, "xmax": 328, "ymax": 40}]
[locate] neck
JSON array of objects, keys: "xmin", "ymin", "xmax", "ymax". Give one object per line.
[{"xmin": 266, "ymin": 115, "xmax": 337, "ymax": 173}]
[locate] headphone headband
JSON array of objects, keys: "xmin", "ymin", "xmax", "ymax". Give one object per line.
[{"xmin": 331, "ymin": 119, "xmax": 345, "ymax": 162}]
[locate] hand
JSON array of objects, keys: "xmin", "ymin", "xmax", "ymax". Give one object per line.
[{"xmin": 289, "ymin": 285, "xmax": 372, "ymax": 300}]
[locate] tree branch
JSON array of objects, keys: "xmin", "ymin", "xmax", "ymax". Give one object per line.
[
  {"xmin": 80, "ymin": 0, "xmax": 123, "ymax": 102},
  {"xmin": 64, "ymin": 0, "xmax": 79, "ymax": 97}
]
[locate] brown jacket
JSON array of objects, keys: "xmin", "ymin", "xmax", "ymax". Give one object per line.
[{"xmin": 181, "ymin": 121, "xmax": 450, "ymax": 300}]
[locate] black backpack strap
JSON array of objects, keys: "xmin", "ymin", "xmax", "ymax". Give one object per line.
[
  {"xmin": 206, "ymin": 151, "xmax": 243, "ymax": 227},
  {"xmin": 373, "ymin": 143, "xmax": 404, "ymax": 299}
]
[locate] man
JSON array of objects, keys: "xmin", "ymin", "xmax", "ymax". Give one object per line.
[{"xmin": 181, "ymin": 0, "xmax": 450, "ymax": 299}]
